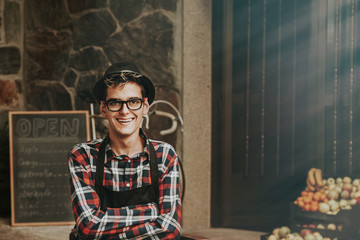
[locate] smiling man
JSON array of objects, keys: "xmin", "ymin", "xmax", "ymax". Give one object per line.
[{"xmin": 68, "ymin": 63, "xmax": 182, "ymax": 239}]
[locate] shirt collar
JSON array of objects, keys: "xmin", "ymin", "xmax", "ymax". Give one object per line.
[{"xmin": 104, "ymin": 128, "xmax": 150, "ymax": 163}]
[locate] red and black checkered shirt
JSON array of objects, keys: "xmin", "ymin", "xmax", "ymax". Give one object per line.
[{"xmin": 68, "ymin": 132, "xmax": 182, "ymax": 239}]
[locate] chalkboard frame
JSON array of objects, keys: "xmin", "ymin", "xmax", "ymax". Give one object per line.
[{"xmin": 9, "ymin": 110, "xmax": 90, "ymax": 226}]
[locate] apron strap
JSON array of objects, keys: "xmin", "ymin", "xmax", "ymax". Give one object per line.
[
  {"xmin": 149, "ymin": 142, "xmax": 159, "ymax": 201},
  {"xmin": 95, "ymin": 136, "xmax": 159, "ymax": 210},
  {"xmin": 95, "ymin": 136, "xmax": 108, "ymax": 206}
]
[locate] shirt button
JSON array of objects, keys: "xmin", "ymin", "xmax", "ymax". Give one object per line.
[{"xmin": 126, "ymin": 183, "xmax": 130, "ymax": 187}]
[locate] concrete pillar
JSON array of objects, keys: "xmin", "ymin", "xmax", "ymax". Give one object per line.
[{"xmin": 182, "ymin": 0, "xmax": 212, "ymax": 229}]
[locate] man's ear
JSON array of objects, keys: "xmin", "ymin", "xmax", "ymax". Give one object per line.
[
  {"xmin": 100, "ymin": 102, "xmax": 107, "ymax": 117},
  {"xmin": 143, "ymin": 98, "xmax": 149, "ymax": 115}
]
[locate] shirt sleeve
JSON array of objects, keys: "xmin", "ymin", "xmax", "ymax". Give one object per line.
[
  {"xmin": 68, "ymin": 144, "xmax": 157, "ymax": 239},
  {"xmin": 68, "ymin": 142, "xmax": 182, "ymax": 240}
]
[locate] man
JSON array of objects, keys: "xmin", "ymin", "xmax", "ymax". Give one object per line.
[{"xmin": 68, "ymin": 63, "xmax": 182, "ymax": 239}]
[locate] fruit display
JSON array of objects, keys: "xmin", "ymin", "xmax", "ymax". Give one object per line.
[
  {"xmin": 264, "ymin": 226, "xmax": 338, "ymax": 240},
  {"xmin": 293, "ymin": 168, "xmax": 360, "ymax": 214},
  {"xmin": 295, "ymin": 222, "xmax": 343, "ymax": 232},
  {"xmin": 262, "ymin": 169, "xmax": 360, "ymax": 240},
  {"xmin": 286, "ymin": 168, "xmax": 360, "ymax": 240},
  {"xmin": 294, "ymin": 190, "xmax": 328, "ymax": 213}
]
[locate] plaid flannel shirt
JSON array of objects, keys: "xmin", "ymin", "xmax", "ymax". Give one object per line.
[{"xmin": 68, "ymin": 132, "xmax": 182, "ymax": 239}]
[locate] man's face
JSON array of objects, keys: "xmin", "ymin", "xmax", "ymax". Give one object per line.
[{"xmin": 100, "ymin": 82, "xmax": 149, "ymax": 140}]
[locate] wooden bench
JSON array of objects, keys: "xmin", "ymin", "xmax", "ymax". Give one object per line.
[{"xmin": 180, "ymin": 234, "xmax": 210, "ymax": 240}]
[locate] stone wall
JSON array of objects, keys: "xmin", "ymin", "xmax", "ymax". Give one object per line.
[
  {"xmin": 0, "ymin": 0, "xmax": 23, "ymax": 215},
  {"xmin": 24, "ymin": 0, "xmax": 181, "ymax": 112},
  {"xmin": 24, "ymin": 0, "xmax": 182, "ymax": 147},
  {"xmin": 0, "ymin": 0, "xmax": 183, "ymax": 215},
  {"xmin": 0, "ymin": 0, "xmax": 23, "ymax": 113}
]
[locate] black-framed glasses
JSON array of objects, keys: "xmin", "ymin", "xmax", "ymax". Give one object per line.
[{"xmin": 104, "ymin": 98, "xmax": 145, "ymax": 111}]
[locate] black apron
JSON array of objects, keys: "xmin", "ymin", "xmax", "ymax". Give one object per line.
[
  {"xmin": 95, "ymin": 136, "xmax": 159, "ymax": 210},
  {"xmin": 69, "ymin": 137, "xmax": 159, "ymax": 240}
]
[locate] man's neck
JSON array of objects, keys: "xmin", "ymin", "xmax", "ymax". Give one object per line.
[{"xmin": 108, "ymin": 132, "xmax": 145, "ymax": 156}]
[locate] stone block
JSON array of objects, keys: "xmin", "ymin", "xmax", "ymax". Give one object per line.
[
  {"xmin": 26, "ymin": 81, "xmax": 72, "ymax": 110},
  {"xmin": 75, "ymin": 73, "xmax": 98, "ymax": 108},
  {"xmin": 67, "ymin": 0, "xmax": 106, "ymax": 13},
  {"xmin": 25, "ymin": 30, "xmax": 73, "ymax": 81},
  {"xmin": 0, "ymin": 47, "xmax": 20, "ymax": 74},
  {"xmin": 4, "ymin": 0, "xmax": 21, "ymax": 44},
  {"xmin": 73, "ymin": 11, "xmax": 117, "ymax": 49},
  {"xmin": 25, "ymin": 0, "xmax": 72, "ymax": 30},
  {"xmin": 146, "ymin": 0, "xmax": 177, "ymax": 11},
  {"xmin": 109, "ymin": 0, "xmax": 146, "ymax": 23},
  {"xmin": 64, "ymin": 68, "xmax": 78, "ymax": 87},
  {"xmin": 69, "ymin": 46, "xmax": 109, "ymax": 72},
  {"xmin": 104, "ymin": 12, "xmax": 175, "ymax": 86},
  {"xmin": 0, "ymin": 79, "xmax": 20, "ymax": 108}
]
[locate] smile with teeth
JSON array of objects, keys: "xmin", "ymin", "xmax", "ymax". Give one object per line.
[{"xmin": 117, "ymin": 118, "xmax": 133, "ymax": 123}]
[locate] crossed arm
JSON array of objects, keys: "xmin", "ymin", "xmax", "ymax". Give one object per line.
[{"xmin": 68, "ymin": 142, "xmax": 182, "ymax": 239}]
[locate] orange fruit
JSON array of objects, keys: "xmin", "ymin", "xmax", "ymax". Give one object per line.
[
  {"xmin": 303, "ymin": 197, "xmax": 312, "ymax": 204},
  {"xmin": 298, "ymin": 200, "xmax": 305, "ymax": 209},
  {"xmin": 313, "ymin": 194, "xmax": 320, "ymax": 202},
  {"xmin": 310, "ymin": 204, "xmax": 319, "ymax": 212},
  {"xmin": 320, "ymin": 193, "xmax": 327, "ymax": 201}
]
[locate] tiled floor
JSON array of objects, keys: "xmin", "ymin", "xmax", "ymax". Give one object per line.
[
  {"xmin": 0, "ymin": 218, "xmax": 73, "ymax": 240},
  {"xmin": 0, "ymin": 217, "xmax": 266, "ymax": 240}
]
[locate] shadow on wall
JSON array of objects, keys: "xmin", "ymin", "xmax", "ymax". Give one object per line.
[{"xmin": 0, "ymin": 114, "xmax": 10, "ymax": 216}]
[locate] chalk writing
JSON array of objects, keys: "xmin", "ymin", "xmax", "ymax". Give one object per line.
[
  {"xmin": 19, "ymin": 211, "xmax": 43, "ymax": 218},
  {"xmin": 18, "ymin": 145, "xmax": 38, "ymax": 155},
  {"xmin": 18, "ymin": 189, "xmax": 52, "ymax": 199},
  {"xmin": 18, "ymin": 158, "xmax": 65, "ymax": 167},
  {"xmin": 18, "ymin": 182, "xmax": 46, "ymax": 189},
  {"xmin": 10, "ymin": 111, "xmax": 89, "ymax": 225},
  {"xmin": 18, "ymin": 169, "xmax": 54, "ymax": 178},
  {"xmin": 18, "ymin": 158, "xmax": 40, "ymax": 167},
  {"xmin": 15, "ymin": 118, "xmax": 80, "ymax": 138},
  {"xmin": 19, "ymin": 202, "xmax": 39, "ymax": 210}
]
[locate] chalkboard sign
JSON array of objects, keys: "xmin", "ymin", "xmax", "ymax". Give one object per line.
[{"xmin": 9, "ymin": 111, "xmax": 90, "ymax": 226}]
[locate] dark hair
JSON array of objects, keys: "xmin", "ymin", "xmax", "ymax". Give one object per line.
[
  {"xmin": 93, "ymin": 63, "xmax": 155, "ymax": 104},
  {"xmin": 94, "ymin": 72, "xmax": 146, "ymax": 102}
]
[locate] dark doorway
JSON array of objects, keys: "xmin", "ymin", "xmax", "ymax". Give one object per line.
[{"xmin": 212, "ymin": 0, "xmax": 360, "ymax": 231}]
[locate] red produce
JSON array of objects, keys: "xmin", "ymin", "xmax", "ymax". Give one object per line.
[{"xmin": 300, "ymin": 229, "xmax": 313, "ymax": 238}]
